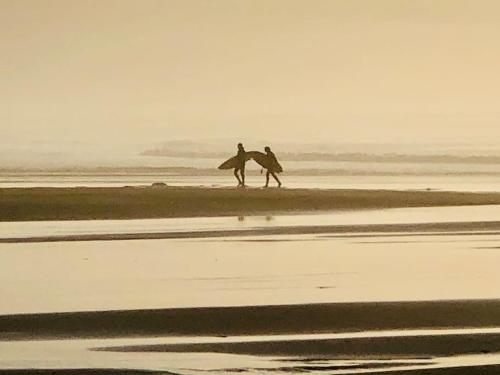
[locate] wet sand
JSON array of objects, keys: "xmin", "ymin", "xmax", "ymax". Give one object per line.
[
  {"xmin": 98, "ymin": 332, "xmax": 500, "ymax": 358},
  {"xmin": 2, "ymin": 220, "xmax": 500, "ymax": 243},
  {"xmin": 0, "ymin": 371, "xmax": 163, "ymax": 375},
  {"xmin": 374, "ymin": 365, "xmax": 500, "ymax": 374},
  {"xmin": 1, "ymin": 301, "xmax": 500, "ymax": 374},
  {"xmin": 2, "ymin": 186, "xmax": 500, "ymax": 221},
  {"xmin": 1, "ymin": 300, "xmax": 500, "ymax": 341},
  {"xmin": 2, "ymin": 192, "xmax": 500, "ymax": 374},
  {"xmin": 1, "ymin": 366, "xmax": 500, "ymax": 375}
]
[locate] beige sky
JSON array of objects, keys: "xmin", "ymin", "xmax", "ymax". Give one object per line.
[{"xmin": 2, "ymin": 0, "xmax": 500, "ymax": 146}]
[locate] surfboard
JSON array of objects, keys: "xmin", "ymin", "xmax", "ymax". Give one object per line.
[
  {"xmin": 217, "ymin": 154, "xmax": 253, "ymax": 170},
  {"xmin": 218, "ymin": 151, "xmax": 283, "ymax": 172},
  {"xmin": 247, "ymin": 151, "xmax": 283, "ymax": 173}
]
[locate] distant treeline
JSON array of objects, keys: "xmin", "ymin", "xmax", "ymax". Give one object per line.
[{"xmin": 141, "ymin": 149, "xmax": 500, "ymax": 164}]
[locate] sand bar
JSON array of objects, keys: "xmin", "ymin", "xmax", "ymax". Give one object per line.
[
  {"xmin": 1, "ymin": 366, "xmax": 500, "ymax": 375},
  {"xmin": 1, "ymin": 299, "xmax": 499, "ymax": 341},
  {"xmin": 2, "ymin": 186, "xmax": 500, "ymax": 222},
  {"xmin": 1, "ymin": 220, "xmax": 500, "ymax": 243},
  {"xmin": 97, "ymin": 332, "xmax": 500, "ymax": 357},
  {"xmin": 0, "ymin": 371, "xmax": 165, "ymax": 375}
]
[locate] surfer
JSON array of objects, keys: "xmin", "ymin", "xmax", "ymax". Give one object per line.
[
  {"xmin": 264, "ymin": 146, "xmax": 282, "ymax": 187},
  {"xmin": 234, "ymin": 143, "xmax": 246, "ymax": 187}
]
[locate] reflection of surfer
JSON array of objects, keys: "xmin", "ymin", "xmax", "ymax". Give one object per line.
[
  {"xmin": 235, "ymin": 143, "xmax": 246, "ymax": 187},
  {"xmin": 264, "ymin": 146, "xmax": 282, "ymax": 187}
]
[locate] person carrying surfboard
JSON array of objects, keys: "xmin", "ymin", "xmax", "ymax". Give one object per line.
[
  {"xmin": 234, "ymin": 143, "xmax": 247, "ymax": 187},
  {"xmin": 264, "ymin": 146, "xmax": 282, "ymax": 188}
]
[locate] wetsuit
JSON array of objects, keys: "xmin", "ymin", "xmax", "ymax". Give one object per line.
[
  {"xmin": 236, "ymin": 148, "xmax": 246, "ymax": 171},
  {"xmin": 265, "ymin": 150, "xmax": 282, "ymax": 187},
  {"xmin": 234, "ymin": 147, "xmax": 246, "ymax": 186},
  {"xmin": 266, "ymin": 151, "xmax": 280, "ymax": 172}
]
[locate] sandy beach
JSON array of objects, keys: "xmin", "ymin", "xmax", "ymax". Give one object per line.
[
  {"xmin": 1, "ymin": 220, "xmax": 500, "ymax": 243},
  {"xmin": 1, "ymin": 367, "xmax": 500, "ymax": 375},
  {"xmin": 1, "ymin": 300, "xmax": 500, "ymax": 374},
  {"xmin": 5, "ymin": 0, "xmax": 500, "ymax": 372},
  {"xmin": 2, "ymin": 186, "xmax": 500, "ymax": 221},
  {"xmin": 1, "ymin": 188, "xmax": 500, "ymax": 374},
  {"xmin": 2, "ymin": 368, "xmax": 495, "ymax": 375},
  {"xmin": 2, "ymin": 300, "xmax": 500, "ymax": 340}
]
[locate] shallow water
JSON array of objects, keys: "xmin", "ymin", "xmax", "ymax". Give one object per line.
[
  {"xmin": 1, "ymin": 204, "xmax": 499, "ymax": 240},
  {"xmin": 1, "ymin": 205, "xmax": 500, "ymax": 373},
  {"xmin": 1, "ymin": 230, "xmax": 499, "ymax": 314},
  {"xmin": 2, "ymin": 173, "xmax": 500, "ymax": 192},
  {"xmin": 0, "ymin": 335, "xmax": 440, "ymax": 374},
  {"xmin": 1, "ymin": 330, "xmax": 500, "ymax": 374}
]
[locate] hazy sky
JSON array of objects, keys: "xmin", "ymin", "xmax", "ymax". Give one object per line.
[{"xmin": 3, "ymin": 0, "xmax": 500, "ymax": 146}]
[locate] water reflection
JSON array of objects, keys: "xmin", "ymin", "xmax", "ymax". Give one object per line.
[
  {"xmin": 1, "ymin": 232, "xmax": 499, "ymax": 315},
  {"xmin": 1, "ymin": 205, "xmax": 499, "ymax": 240},
  {"xmin": 1, "ymin": 331, "xmax": 500, "ymax": 374},
  {"xmin": 237, "ymin": 215, "xmax": 274, "ymax": 223}
]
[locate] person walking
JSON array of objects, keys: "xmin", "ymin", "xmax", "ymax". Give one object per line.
[
  {"xmin": 264, "ymin": 146, "xmax": 282, "ymax": 187},
  {"xmin": 234, "ymin": 143, "xmax": 247, "ymax": 187}
]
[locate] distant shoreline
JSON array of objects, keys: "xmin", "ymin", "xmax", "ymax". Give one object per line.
[
  {"xmin": 2, "ymin": 186, "xmax": 500, "ymax": 222},
  {"xmin": 2, "ymin": 166, "xmax": 500, "ymax": 176},
  {"xmin": 141, "ymin": 149, "xmax": 500, "ymax": 165}
]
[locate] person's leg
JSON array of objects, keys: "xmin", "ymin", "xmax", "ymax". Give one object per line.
[
  {"xmin": 234, "ymin": 168, "xmax": 242, "ymax": 186},
  {"xmin": 271, "ymin": 172, "xmax": 282, "ymax": 187},
  {"xmin": 265, "ymin": 171, "xmax": 270, "ymax": 187},
  {"xmin": 240, "ymin": 165, "xmax": 246, "ymax": 187}
]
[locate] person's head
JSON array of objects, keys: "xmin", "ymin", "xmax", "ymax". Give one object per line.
[
  {"xmin": 264, "ymin": 146, "xmax": 271, "ymax": 153},
  {"xmin": 238, "ymin": 143, "xmax": 244, "ymax": 150}
]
